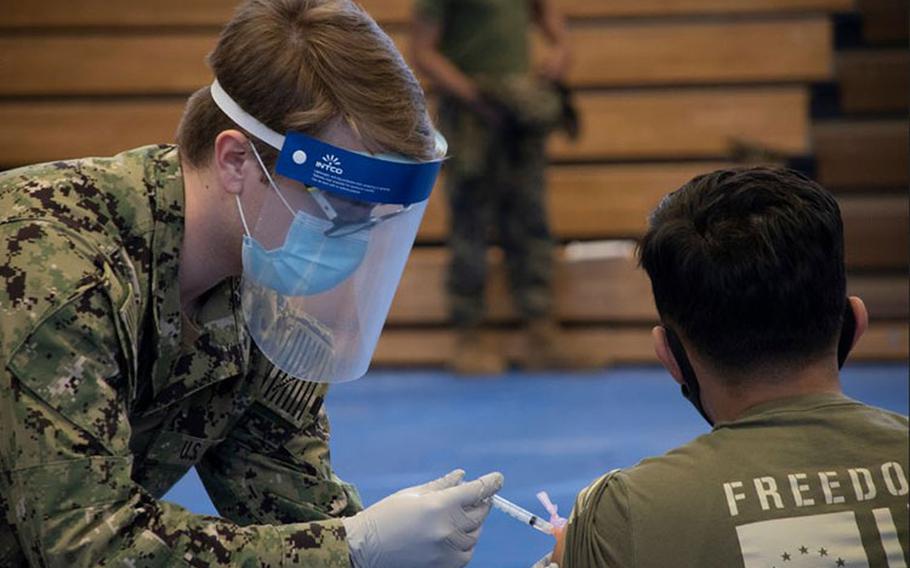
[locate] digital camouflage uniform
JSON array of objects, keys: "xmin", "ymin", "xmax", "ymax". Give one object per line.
[
  {"xmin": 416, "ymin": 0, "xmax": 558, "ymax": 327},
  {"xmin": 0, "ymin": 146, "xmax": 361, "ymax": 567}
]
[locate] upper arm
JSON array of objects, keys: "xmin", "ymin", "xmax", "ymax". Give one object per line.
[
  {"xmin": 0, "ymin": 220, "xmax": 134, "ymax": 453},
  {"xmin": 560, "ymin": 471, "xmax": 635, "ymax": 568},
  {"xmin": 0, "ymin": 221, "xmax": 107, "ymax": 361},
  {"xmin": 0, "ymin": 226, "xmax": 137, "ymax": 564},
  {"xmin": 198, "ymin": 359, "xmax": 362, "ymax": 525},
  {"xmin": 0, "ymin": 219, "xmax": 139, "ymax": 450}
]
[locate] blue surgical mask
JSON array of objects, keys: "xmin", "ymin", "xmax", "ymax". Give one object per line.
[{"xmin": 240, "ymin": 205, "xmax": 369, "ymax": 296}]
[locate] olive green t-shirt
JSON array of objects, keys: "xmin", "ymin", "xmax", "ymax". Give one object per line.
[
  {"xmin": 564, "ymin": 394, "xmax": 910, "ymax": 567},
  {"xmin": 414, "ymin": 0, "xmax": 531, "ymax": 76}
]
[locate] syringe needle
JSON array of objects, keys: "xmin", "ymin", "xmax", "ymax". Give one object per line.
[{"xmin": 491, "ymin": 494, "xmax": 555, "ymax": 535}]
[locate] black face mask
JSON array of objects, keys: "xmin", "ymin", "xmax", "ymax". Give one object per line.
[{"xmin": 665, "ymin": 302, "xmax": 857, "ymax": 426}]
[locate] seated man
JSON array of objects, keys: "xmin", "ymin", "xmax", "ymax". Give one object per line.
[{"xmin": 553, "ymin": 167, "xmax": 909, "ymax": 567}]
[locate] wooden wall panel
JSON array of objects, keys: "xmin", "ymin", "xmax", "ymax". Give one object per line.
[
  {"xmin": 549, "ymin": 88, "xmax": 809, "ymax": 160},
  {"xmin": 0, "ymin": 90, "xmax": 809, "ymax": 167},
  {"xmin": 384, "ymin": 0, "xmax": 857, "ymax": 22},
  {"xmin": 0, "ymin": 0, "xmax": 856, "ymax": 29},
  {"xmin": 850, "ymin": 323, "xmax": 910, "ymax": 360},
  {"xmin": 544, "ymin": 163, "xmax": 720, "ymax": 237},
  {"xmin": 389, "ymin": 246, "xmax": 908, "ymax": 324},
  {"xmin": 373, "ymin": 322, "xmax": 909, "ymax": 367},
  {"xmin": 849, "ymin": 276, "xmax": 910, "ymax": 320},
  {"xmin": 0, "ymin": 36, "xmax": 214, "ymax": 96},
  {"xmin": 814, "ymin": 120, "xmax": 909, "ymax": 189},
  {"xmin": 389, "ymin": 247, "xmax": 656, "ymax": 324},
  {"xmin": 0, "ymin": 19, "xmax": 832, "ymax": 97},
  {"xmin": 552, "ymin": 0, "xmax": 855, "ymax": 19},
  {"xmin": 399, "ymin": 19, "xmax": 834, "ymax": 87},
  {"xmin": 558, "ymin": 19, "xmax": 833, "ymax": 86},
  {"xmin": 417, "ymin": 162, "xmax": 727, "ymax": 241},
  {"xmin": 0, "ymin": 1, "xmax": 236, "ymax": 28},
  {"xmin": 857, "ymin": 0, "xmax": 909, "ymax": 44},
  {"xmin": 421, "ymin": 165, "xmax": 909, "ymax": 266},
  {"xmin": 373, "ymin": 327, "xmax": 657, "ymax": 367},
  {"xmin": 841, "ymin": 195, "xmax": 910, "ymax": 270},
  {"xmin": 837, "ymin": 50, "xmax": 910, "ymax": 114},
  {"xmin": 0, "ymin": 101, "xmax": 184, "ymax": 167}
]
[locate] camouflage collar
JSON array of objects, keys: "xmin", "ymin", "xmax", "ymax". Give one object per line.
[
  {"xmin": 142, "ymin": 146, "xmax": 250, "ymax": 410},
  {"xmin": 147, "ymin": 282, "xmax": 250, "ymax": 412},
  {"xmin": 143, "ymin": 144, "xmax": 187, "ymax": 398}
]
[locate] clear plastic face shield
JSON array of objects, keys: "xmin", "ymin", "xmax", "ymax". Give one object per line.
[{"xmin": 210, "ymin": 80, "xmax": 446, "ymax": 383}]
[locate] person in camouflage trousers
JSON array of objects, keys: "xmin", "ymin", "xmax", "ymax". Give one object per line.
[
  {"xmin": 413, "ymin": 0, "xmax": 596, "ymax": 374},
  {"xmin": 0, "ymin": 1, "xmax": 502, "ymax": 566}
]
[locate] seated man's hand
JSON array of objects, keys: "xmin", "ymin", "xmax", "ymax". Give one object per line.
[{"xmin": 342, "ymin": 470, "xmax": 503, "ymax": 568}]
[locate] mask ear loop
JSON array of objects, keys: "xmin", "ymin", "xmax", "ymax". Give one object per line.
[
  {"xmin": 248, "ymin": 140, "xmax": 296, "ymax": 217},
  {"xmin": 235, "ymin": 195, "xmax": 252, "ymax": 237},
  {"xmin": 248, "ymin": 139, "xmax": 341, "ymax": 223}
]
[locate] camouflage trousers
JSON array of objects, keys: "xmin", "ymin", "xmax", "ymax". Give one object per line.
[{"xmin": 439, "ymin": 97, "xmax": 554, "ymax": 328}]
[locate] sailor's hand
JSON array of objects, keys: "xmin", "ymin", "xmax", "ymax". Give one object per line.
[
  {"xmin": 538, "ymin": 44, "xmax": 571, "ymax": 82},
  {"xmin": 343, "ymin": 470, "xmax": 504, "ymax": 568}
]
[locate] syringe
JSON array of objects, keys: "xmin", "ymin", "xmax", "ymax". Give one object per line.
[{"xmin": 491, "ymin": 494, "xmax": 555, "ymax": 535}]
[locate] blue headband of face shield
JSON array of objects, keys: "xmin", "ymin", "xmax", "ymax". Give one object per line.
[{"xmin": 210, "ymin": 79, "xmax": 447, "ymax": 205}]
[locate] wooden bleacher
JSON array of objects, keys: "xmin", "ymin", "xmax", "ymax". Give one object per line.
[
  {"xmin": 0, "ymin": 0, "xmax": 857, "ymax": 28},
  {"xmin": 840, "ymin": 195, "xmax": 910, "ymax": 270},
  {"xmin": 391, "ymin": 248, "xmax": 908, "ymax": 324},
  {"xmin": 855, "ymin": 0, "xmax": 910, "ymax": 44},
  {"xmin": 815, "ymin": 120, "xmax": 909, "ymax": 189},
  {"xmin": 380, "ymin": 247, "xmax": 907, "ymax": 365},
  {"xmin": 803, "ymin": 0, "xmax": 909, "ymax": 361},
  {"xmin": 0, "ymin": 91, "xmax": 811, "ymax": 167},
  {"xmin": 837, "ymin": 50, "xmax": 909, "ymax": 114},
  {"xmin": 0, "ymin": 0, "xmax": 905, "ymax": 366},
  {"xmin": 549, "ymin": 88, "xmax": 811, "ymax": 160},
  {"xmin": 420, "ymin": 163, "xmax": 729, "ymax": 242},
  {"xmin": 419, "ymin": 172, "xmax": 908, "ymax": 271}
]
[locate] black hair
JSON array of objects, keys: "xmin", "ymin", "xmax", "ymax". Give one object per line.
[{"xmin": 638, "ymin": 167, "xmax": 847, "ymax": 374}]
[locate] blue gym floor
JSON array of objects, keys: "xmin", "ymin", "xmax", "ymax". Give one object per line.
[{"xmin": 164, "ymin": 363, "xmax": 909, "ymax": 567}]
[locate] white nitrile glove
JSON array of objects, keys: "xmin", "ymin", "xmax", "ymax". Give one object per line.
[{"xmin": 342, "ymin": 469, "xmax": 504, "ymax": 568}]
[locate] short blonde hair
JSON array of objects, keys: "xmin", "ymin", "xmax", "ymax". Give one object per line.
[{"xmin": 177, "ymin": 0, "xmax": 435, "ymax": 167}]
